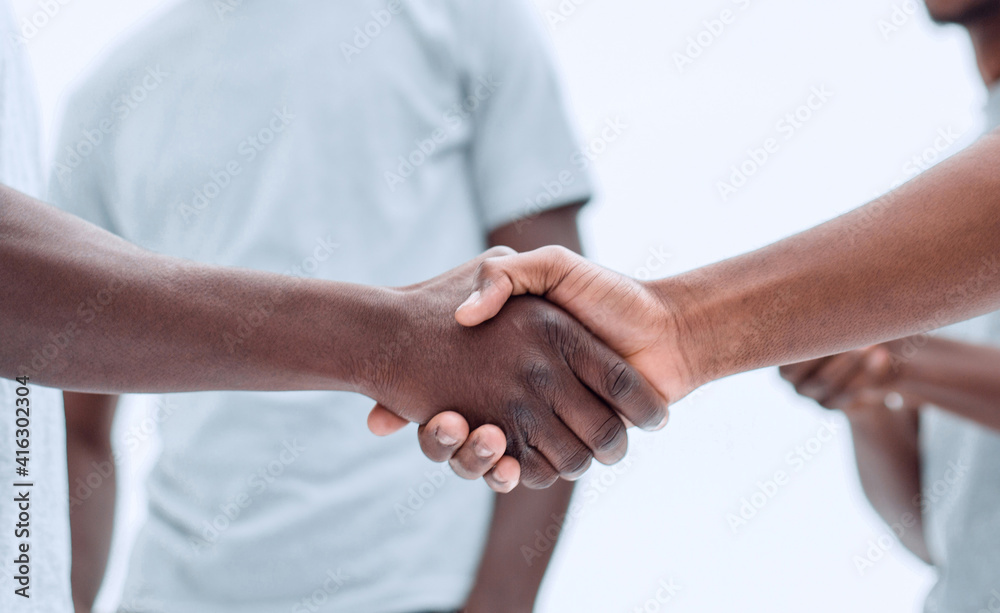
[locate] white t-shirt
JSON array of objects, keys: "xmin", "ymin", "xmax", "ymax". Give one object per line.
[
  {"xmin": 0, "ymin": 3, "xmax": 73, "ymax": 612},
  {"xmin": 47, "ymin": 2, "xmax": 592, "ymax": 612},
  {"xmin": 920, "ymin": 85, "xmax": 1000, "ymax": 613}
]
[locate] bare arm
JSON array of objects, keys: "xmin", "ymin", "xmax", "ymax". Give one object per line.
[
  {"xmin": 849, "ymin": 406, "xmax": 928, "ymax": 562},
  {"xmin": 420, "ymin": 128, "xmax": 1000, "ymax": 486},
  {"xmin": 892, "ymin": 337, "xmax": 1000, "ymax": 431},
  {"xmin": 777, "ymin": 334, "xmax": 1000, "ymax": 564},
  {"xmin": 2, "ymin": 185, "xmax": 668, "ymax": 488},
  {"xmin": 456, "ymin": 128, "xmax": 1000, "ymax": 411},
  {"xmin": 782, "ymin": 336, "xmax": 1000, "ymax": 433},
  {"xmin": 64, "ymin": 393, "xmax": 118, "ymax": 613},
  {"xmin": 1, "ymin": 184, "xmax": 389, "ymax": 394}
]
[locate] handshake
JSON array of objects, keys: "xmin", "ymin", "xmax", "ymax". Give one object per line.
[
  {"xmin": 359, "ymin": 245, "xmax": 703, "ymax": 492},
  {"xmin": 347, "ymin": 133, "xmax": 1000, "ymax": 493}
]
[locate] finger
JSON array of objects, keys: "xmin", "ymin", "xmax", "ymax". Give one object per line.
[
  {"xmin": 512, "ymin": 443, "xmax": 561, "ymax": 490},
  {"xmin": 455, "ymin": 245, "xmax": 579, "ymax": 327},
  {"xmin": 823, "ymin": 347, "xmax": 894, "ymax": 410},
  {"xmin": 823, "ymin": 366, "xmax": 878, "ymax": 410},
  {"xmin": 367, "ymin": 403, "xmax": 410, "ymax": 436},
  {"xmin": 778, "ymin": 357, "xmax": 828, "ymax": 386},
  {"xmin": 560, "ymin": 324, "xmax": 669, "ymax": 431},
  {"xmin": 798, "ymin": 351, "xmax": 867, "ymax": 405},
  {"xmin": 418, "ymin": 412, "xmax": 471, "ymax": 462},
  {"xmin": 515, "ymin": 406, "xmax": 594, "ymax": 483},
  {"xmin": 501, "ymin": 404, "xmax": 579, "ymax": 488},
  {"xmin": 484, "ymin": 456, "xmax": 521, "ymax": 493},
  {"xmin": 448, "ymin": 424, "xmax": 509, "ymax": 480},
  {"xmin": 544, "ymin": 373, "xmax": 628, "ymax": 465}
]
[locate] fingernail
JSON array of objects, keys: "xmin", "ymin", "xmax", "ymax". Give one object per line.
[
  {"xmin": 435, "ymin": 428, "xmax": 458, "ymax": 446},
  {"xmin": 654, "ymin": 412, "xmax": 670, "ymax": 431},
  {"xmin": 474, "ymin": 442, "xmax": 494, "ymax": 458},
  {"xmin": 456, "ymin": 291, "xmax": 481, "ymax": 313}
]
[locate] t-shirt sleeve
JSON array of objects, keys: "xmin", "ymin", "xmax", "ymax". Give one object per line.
[
  {"xmin": 466, "ymin": 0, "xmax": 594, "ymax": 232},
  {"xmin": 46, "ymin": 86, "xmax": 119, "ymax": 233}
]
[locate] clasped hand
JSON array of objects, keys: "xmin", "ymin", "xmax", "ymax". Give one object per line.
[{"xmin": 366, "ymin": 246, "xmax": 700, "ymax": 491}]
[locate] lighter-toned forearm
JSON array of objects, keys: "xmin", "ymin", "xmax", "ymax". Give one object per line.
[
  {"xmin": 662, "ymin": 130, "xmax": 1000, "ymax": 386},
  {"xmin": 0, "ymin": 185, "xmax": 395, "ymax": 394}
]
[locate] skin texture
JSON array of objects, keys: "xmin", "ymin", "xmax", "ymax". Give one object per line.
[
  {"xmin": 780, "ymin": 6, "xmax": 1000, "ymax": 569},
  {"xmin": 780, "ymin": 336, "xmax": 1000, "ymax": 563},
  {"xmin": 0, "ymin": 182, "xmax": 665, "ymax": 497},
  {"xmin": 376, "ymin": 122, "xmax": 1000, "ymax": 486},
  {"xmin": 64, "ymin": 205, "xmax": 591, "ymax": 613},
  {"xmin": 63, "ymin": 393, "xmax": 118, "ymax": 612}
]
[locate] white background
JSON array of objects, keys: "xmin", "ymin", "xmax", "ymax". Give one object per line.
[{"xmin": 11, "ymin": 0, "xmax": 985, "ymax": 611}]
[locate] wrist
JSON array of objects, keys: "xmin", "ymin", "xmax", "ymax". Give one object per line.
[
  {"xmin": 643, "ymin": 277, "xmax": 718, "ymax": 402},
  {"xmin": 646, "ymin": 274, "xmax": 723, "ymax": 394},
  {"xmin": 350, "ymin": 281, "xmax": 455, "ymax": 419},
  {"xmin": 340, "ymin": 285, "xmax": 411, "ymax": 400},
  {"xmin": 271, "ymin": 280, "xmax": 405, "ymax": 397}
]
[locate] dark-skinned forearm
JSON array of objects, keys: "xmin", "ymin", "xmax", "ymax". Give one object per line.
[
  {"xmin": 64, "ymin": 393, "xmax": 119, "ymax": 612},
  {"xmin": 889, "ymin": 337, "xmax": 1000, "ymax": 432},
  {"xmin": 663, "ymin": 130, "xmax": 1000, "ymax": 386},
  {"xmin": 847, "ymin": 409, "xmax": 930, "ymax": 563},
  {"xmin": 0, "ymin": 185, "xmax": 393, "ymax": 395},
  {"xmin": 464, "ymin": 480, "xmax": 574, "ymax": 613}
]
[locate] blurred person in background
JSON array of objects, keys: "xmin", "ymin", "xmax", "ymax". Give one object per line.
[
  {"xmin": 52, "ymin": 1, "xmax": 594, "ymax": 612},
  {"xmin": 782, "ymin": 1, "xmax": 1000, "ymax": 610}
]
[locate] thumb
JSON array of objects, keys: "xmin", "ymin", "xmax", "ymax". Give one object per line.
[
  {"xmin": 367, "ymin": 403, "xmax": 410, "ymax": 436},
  {"xmin": 455, "ymin": 245, "xmax": 579, "ymax": 327}
]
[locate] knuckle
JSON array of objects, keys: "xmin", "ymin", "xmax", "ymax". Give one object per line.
[
  {"xmin": 475, "ymin": 258, "xmax": 497, "ymax": 279},
  {"xmin": 521, "ymin": 463, "xmax": 558, "ymax": 489},
  {"xmin": 473, "ymin": 260, "xmax": 490, "ymax": 281},
  {"xmin": 554, "ymin": 444, "xmax": 593, "ymax": 476},
  {"xmin": 508, "ymin": 401, "xmax": 542, "ymax": 444},
  {"xmin": 590, "ymin": 414, "xmax": 627, "ymax": 455},
  {"xmin": 501, "ymin": 432, "xmax": 529, "ymax": 465},
  {"xmin": 521, "ymin": 359, "xmax": 557, "ymax": 392},
  {"xmin": 604, "ymin": 359, "xmax": 639, "ymax": 399},
  {"xmin": 524, "ymin": 302, "xmax": 564, "ymax": 335},
  {"xmin": 483, "ymin": 245, "xmax": 512, "ymax": 258},
  {"xmin": 540, "ymin": 244, "xmax": 571, "ymax": 263},
  {"xmin": 602, "ymin": 360, "xmax": 660, "ymax": 426}
]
